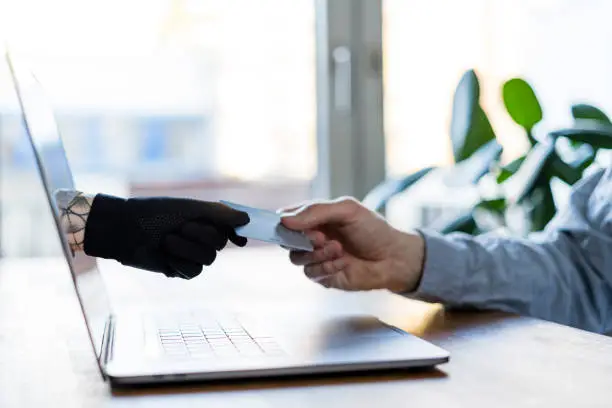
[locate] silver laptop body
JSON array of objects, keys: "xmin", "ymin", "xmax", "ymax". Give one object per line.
[{"xmin": 6, "ymin": 52, "xmax": 449, "ymax": 385}]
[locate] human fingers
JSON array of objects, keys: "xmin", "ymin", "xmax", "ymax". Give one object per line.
[
  {"xmin": 289, "ymin": 240, "xmax": 343, "ymax": 266},
  {"xmin": 303, "ymin": 258, "xmax": 347, "ymax": 280},
  {"xmin": 280, "ymin": 197, "xmax": 361, "ymax": 231}
]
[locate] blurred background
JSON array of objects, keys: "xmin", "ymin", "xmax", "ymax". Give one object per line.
[{"xmin": 0, "ymin": 0, "xmax": 612, "ymax": 257}]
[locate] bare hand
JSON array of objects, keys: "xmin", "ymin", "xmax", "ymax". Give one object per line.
[{"xmin": 280, "ymin": 198, "xmax": 425, "ymax": 292}]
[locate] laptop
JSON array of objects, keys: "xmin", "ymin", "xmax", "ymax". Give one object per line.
[{"xmin": 6, "ymin": 52, "xmax": 449, "ymax": 385}]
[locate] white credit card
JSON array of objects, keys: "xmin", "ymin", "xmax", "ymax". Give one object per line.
[{"xmin": 220, "ymin": 201, "xmax": 313, "ymax": 252}]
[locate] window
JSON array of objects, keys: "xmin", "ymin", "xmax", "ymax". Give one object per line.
[
  {"xmin": 0, "ymin": 0, "xmax": 316, "ymax": 256},
  {"xmin": 383, "ymin": 0, "xmax": 612, "ymax": 229}
]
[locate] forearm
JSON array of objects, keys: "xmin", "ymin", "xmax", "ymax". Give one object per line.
[
  {"xmin": 411, "ymin": 229, "xmax": 612, "ymax": 333},
  {"xmin": 53, "ymin": 191, "xmax": 247, "ymax": 278},
  {"xmin": 56, "ymin": 191, "xmax": 131, "ymax": 259},
  {"xmin": 55, "ymin": 189, "xmax": 95, "ymax": 254}
]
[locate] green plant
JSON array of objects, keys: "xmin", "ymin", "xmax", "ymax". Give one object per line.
[
  {"xmin": 450, "ymin": 70, "xmax": 496, "ymax": 162},
  {"xmin": 502, "ymin": 78, "xmax": 542, "ymax": 146},
  {"xmin": 447, "ymin": 71, "xmax": 612, "ymax": 236}
]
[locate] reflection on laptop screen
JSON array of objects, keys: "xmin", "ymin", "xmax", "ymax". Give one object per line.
[{"xmin": 6, "ymin": 53, "xmax": 112, "ymax": 363}]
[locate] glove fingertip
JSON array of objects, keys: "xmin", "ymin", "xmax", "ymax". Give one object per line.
[
  {"xmin": 167, "ymin": 256, "xmax": 203, "ymax": 280},
  {"xmin": 230, "ymin": 235, "xmax": 248, "ymax": 247},
  {"xmin": 232, "ymin": 211, "xmax": 250, "ymax": 227}
]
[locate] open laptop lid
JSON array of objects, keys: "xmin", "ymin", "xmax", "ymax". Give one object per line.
[{"xmin": 6, "ymin": 52, "xmax": 113, "ymax": 369}]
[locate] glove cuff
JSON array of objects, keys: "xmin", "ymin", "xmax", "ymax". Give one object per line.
[{"xmin": 83, "ymin": 194, "xmax": 131, "ymax": 261}]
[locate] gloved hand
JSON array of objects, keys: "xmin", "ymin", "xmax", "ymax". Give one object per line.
[{"xmin": 83, "ymin": 194, "xmax": 249, "ymax": 279}]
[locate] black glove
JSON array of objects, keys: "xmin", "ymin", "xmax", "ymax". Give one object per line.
[{"xmin": 83, "ymin": 194, "xmax": 249, "ymax": 279}]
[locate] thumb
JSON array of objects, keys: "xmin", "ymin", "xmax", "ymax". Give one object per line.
[
  {"xmin": 280, "ymin": 198, "xmax": 359, "ymax": 231},
  {"xmin": 208, "ymin": 203, "xmax": 250, "ymax": 227}
]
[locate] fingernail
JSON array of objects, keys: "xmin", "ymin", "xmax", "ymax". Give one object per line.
[{"xmin": 311, "ymin": 274, "xmax": 334, "ymax": 282}]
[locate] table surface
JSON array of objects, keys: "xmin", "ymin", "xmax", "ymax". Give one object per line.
[{"xmin": 1, "ymin": 246, "xmax": 612, "ymax": 408}]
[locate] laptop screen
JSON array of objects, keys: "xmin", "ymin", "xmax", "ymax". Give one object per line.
[{"xmin": 6, "ymin": 54, "xmax": 112, "ymax": 365}]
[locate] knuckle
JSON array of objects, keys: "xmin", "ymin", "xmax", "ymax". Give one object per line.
[
  {"xmin": 336, "ymin": 196, "xmax": 358, "ymax": 206},
  {"xmin": 336, "ymin": 196, "xmax": 361, "ymax": 215}
]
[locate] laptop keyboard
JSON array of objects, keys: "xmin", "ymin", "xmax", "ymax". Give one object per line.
[{"xmin": 156, "ymin": 315, "xmax": 285, "ymax": 359}]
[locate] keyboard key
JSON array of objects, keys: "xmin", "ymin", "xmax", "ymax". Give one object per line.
[
  {"xmin": 202, "ymin": 330, "xmax": 225, "ymax": 337},
  {"xmin": 209, "ymin": 337, "xmax": 230, "ymax": 343},
  {"xmin": 160, "ymin": 334, "xmax": 183, "ymax": 340},
  {"xmin": 208, "ymin": 343, "xmax": 232, "ymax": 348},
  {"xmin": 230, "ymin": 337, "xmax": 256, "ymax": 344},
  {"xmin": 227, "ymin": 334, "xmax": 248, "ymax": 339},
  {"xmin": 204, "ymin": 334, "xmax": 227, "ymax": 339},
  {"xmin": 186, "ymin": 341, "xmax": 209, "ymax": 347},
  {"xmin": 182, "ymin": 334, "xmax": 205, "ymax": 339},
  {"xmin": 159, "ymin": 328, "xmax": 180, "ymax": 332},
  {"xmin": 225, "ymin": 329, "xmax": 247, "ymax": 335},
  {"xmin": 160, "ymin": 333, "xmax": 183, "ymax": 338},
  {"xmin": 207, "ymin": 336, "xmax": 230, "ymax": 341},
  {"xmin": 161, "ymin": 339, "xmax": 184, "ymax": 344},
  {"xmin": 228, "ymin": 332, "xmax": 249, "ymax": 337},
  {"xmin": 156, "ymin": 314, "xmax": 281, "ymax": 360}
]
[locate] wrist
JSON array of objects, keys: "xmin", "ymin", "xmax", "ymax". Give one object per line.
[
  {"xmin": 386, "ymin": 229, "xmax": 425, "ymax": 294},
  {"xmin": 83, "ymin": 194, "xmax": 130, "ymax": 260},
  {"xmin": 56, "ymin": 190, "xmax": 95, "ymax": 253}
]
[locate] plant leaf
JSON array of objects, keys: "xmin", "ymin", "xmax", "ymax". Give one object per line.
[
  {"xmin": 450, "ymin": 70, "xmax": 496, "ymax": 162},
  {"xmin": 503, "ymin": 142, "xmax": 555, "ymax": 204},
  {"xmin": 570, "ymin": 105, "xmax": 611, "ymax": 147},
  {"xmin": 548, "ymin": 153, "xmax": 582, "ymax": 185},
  {"xmin": 529, "ymin": 183, "xmax": 556, "ymax": 231},
  {"xmin": 476, "ymin": 198, "xmax": 506, "ymax": 214},
  {"xmin": 571, "ymin": 104, "xmax": 611, "ymax": 123},
  {"xmin": 576, "ymin": 155, "xmax": 596, "ymax": 173},
  {"xmin": 550, "ymin": 119, "xmax": 612, "ymax": 149},
  {"xmin": 502, "ymin": 78, "xmax": 543, "ymax": 133},
  {"xmin": 438, "ymin": 212, "xmax": 477, "ymax": 235},
  {"xmin": 496, "ymin": 156, "xmax": 525, "ymax": 183}
]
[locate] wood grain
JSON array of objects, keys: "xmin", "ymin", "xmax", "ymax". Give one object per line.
[{"xmin": 2, "ymin": 247, "xmax": 612, "ymax": 407}]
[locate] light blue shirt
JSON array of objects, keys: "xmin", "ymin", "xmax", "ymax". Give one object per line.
[{"xmin": 415, "ymin": 167, "xmax": 612, "ymax": 334}]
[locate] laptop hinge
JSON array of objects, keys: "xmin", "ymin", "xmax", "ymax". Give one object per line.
[{"xmin": 100, "ymin": 314, "xmax": 115, "ymax": 369}]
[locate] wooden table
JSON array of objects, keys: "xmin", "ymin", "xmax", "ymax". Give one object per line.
[{"xmin": 2, "ymin": 246, "xmax": 612, "ymax": 407}]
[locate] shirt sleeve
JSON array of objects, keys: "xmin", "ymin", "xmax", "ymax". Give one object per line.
[{"xmin": 412, "ymin": 168, "xmax": 612, "ymax": 334}]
